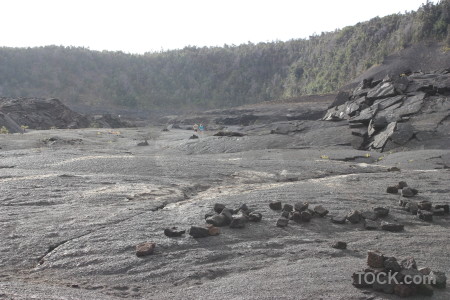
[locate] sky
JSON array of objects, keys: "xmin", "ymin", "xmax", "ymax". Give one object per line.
[{"xmin": 0, "ymin": 0, "xmax": 438, "ymax": 54}]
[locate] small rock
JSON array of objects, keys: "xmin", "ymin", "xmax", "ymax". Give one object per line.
[
  {"xmin": 313, "ymin": 205, "xmax": 329, "ymax": 217},
  {"xmin": 204, "ymin": 212, "xmax": 215, "ymax": 219},
  {"xmin": 373, "ymin": 275, "xmax": 395, "ymax": 294},
  {"xmin": 331, "ymin": 241, "xmax": 347, "ymax": 249},
  {"xmin": 188, "ymin": 226, "xmax": 210, "ymax": 238},
  {"xmin": 435, "ymin": 204, "xmax": 449, "ymax": 214},
  {"xmin": 238, "ymin": 204, "xmax": 249, "ymax": 212},
  {"xmin": 294, "ymin": 202, "xmax": 309, "ymax": 212},
  {"xmin": 367, "ymin": 250, "xmax": 384, "ymax": 268},
  {"xmin": 430, "ymin": 271, "xmax": 447, "ymax": 288},
  {"xmin": 229, "ymin": 216, "xmax": 246, "ymax": 229},
  {"xmin": 417, "ymin": 284, "xmax": 434, "ymax": 296},
  {"xmin": 386, "ymin": 186, "xmax": 399, "ymax": 194},
  {"xmin": 418, "ymin": 200, "xmax": 432, "ymax": 211},
  {"xmin": 206, "ymin": 214, "xmax": 228, "ymax": 227},
  {"xmin": 399, "ymin": 199, "xmax": 409, "ymax": 207},
  {"xmin": 394, "ymin": 284, "xmax": 417, "ymax": 297},
  {"xmin": 418, "ymin": 210, "xmax": 433, "ymax": 222},
  {"xmin": 381, "ymin": 221, "xmax": 404, "ymax": 232},
  {"xmin": 411, "ymin": 188, "xmax": 419, "ymax": 195},
  {"xmin": 347, "ymin": 210, "xmax": 361, "ymax": 224},
  {"xmin": 213, "ymin": 203, "xmax": 226, "ymax": 214},
  {"xmin": 207, "ymin": 226, "xmax": 220, "ymax": 236},
  {"xmin": 220, "ymin": 209, "xmax": 233, "ymax": 224},
  {"xmin": 189, "ymin": 134, "xmax": 199, "ymax": 139},
  {"xmin": 432, "ymin": 208, "xmax": 445, "ymax": 216},
  {"xmin": 300, "ymin": 211, "xmax": 312, "ymax": 222},
  {"xmin": 387, "ymin": 167, "xmax": 401, "ymax": 172},
  {"xmin": 352, "ymin": 270, "xmax": 374, "ymax": 288},
  {"xmin": 276, "ymin": 218, "xmax": 288, "ymax": 227},
  {"xmin": 331, "ymin": 215, "xmax": 347, "ymax": 224},
  {"xmin": 384, "ymin": 257, "xmax": 401, "ymax": 272},
  {"xmin": 361, "ymin": 210, "xmax": 377, "ymax": 221},
  {"xmin": 137, "ymin": 140, "xmax": 149, "ymax": 146},
  {"xmin": 406, "ymin": 202, "xmax": 418, "ymax": 215},
  {"xmin": 281, "ymin": 210, "xmax": 290, "ymax": 219},
  {"xmin": 164, "ymin": 227, "xmax": 186, "ymax": 237},
  {"xmin": 402, "ymin": 187, "xmax": 415, "ymax": 197},
  {"xmin": 400, "ymin": 257, "xmax": 417, "ymax": 270},
  {"xmin": 269, "ymin": 201, "xmax": 282, "ymax": 210},
  {"xmin": 419, "ymin": 267, "xmax": 432, "ymax": 275},
  {"xmin": 282, "ymin": 204, "xmax": 294, "ymax": 212},
  {"xmin": 248, "ymin": 212, "xmax": 262, "ymax": 222},
  {"xmin": 373, "ymin": 207, "xmax": 389, "ymax": 218},
  {"xmin": 364, "ymin": 219, "xmax": 378, "ymax": 230},
  {"xmin": 136, "ymin": 242, "xmax": 156, "ymax": 257},
  {"xmin": 397, "ymin": 181, "xmax": 408, "ymax": 189}
]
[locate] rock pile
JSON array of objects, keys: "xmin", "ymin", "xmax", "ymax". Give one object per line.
[
  {"xmin": 399, "ymin": 199, "xmax": 449, "ymax": 222},
  {"xmin": 269, "ymin": 201, "xmax": 328, "ymax": 227},
  {"xmin": 352, "ymin": 250, "xmax": 447, "ymax": 297},
  {"xmin": 323, "ymin": 70, "xmax": 450, "ymax": 151},
  {"xmin": 386, "ymin": 181, "xmax": 418, "ymax": 197},
  {"xmin": 205, "ymin": 203, "xmax": 262, "ymax": 229}
]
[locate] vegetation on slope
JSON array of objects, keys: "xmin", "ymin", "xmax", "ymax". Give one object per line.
[{"xmin": 0, "ymin": 0, "xmax": 448, "ymax": 111}]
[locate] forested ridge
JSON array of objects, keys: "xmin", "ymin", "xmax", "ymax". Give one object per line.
[{"xmin": 0, "ymin": 1, "xmax": 449, "ymax": 111}]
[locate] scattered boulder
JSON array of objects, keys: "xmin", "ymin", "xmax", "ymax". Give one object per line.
[
  {"xmin": 361, "ymin": 210, "xmax": 377, "ymax": 221},
  {"xmin": 373, "ymin": 207, "xmax": 389, "ymax": 218},
  {"xmin": 137, "ymin": 140, "xmax": 149, "ymax": 146},
  {"xmin": 367, "ymin": 250, "xmax": 384, "ymax": 268},
  {"xmin": 364, "ymin": 219, "xmax": 378, "ymax": 230},
  {"xmin": 282, "ymin": 204, "xmax": 294, "ymax": 212},
  {"xmin": 164, "ymin": 227, "xmax": 185, "ymax": 237},
  {"xmin": 229, "ymin": 215, "xmax": 247, "ymax": 229},
  {"xmin": 384, "ymin": 257, "xmax": 401, "ymax": 272},
  {"xmin": 294, "ymin": 202, "xmax": 309, "ymax": 212},
  {"xmin": 313, "ymin": 205, "xmax": 329, "ymax": 217},
  {"xmin": 430, "ymin": 271, "xmax": 447, "ymax": 288},
  {"xmin": 269, "ymin": 201, "xmax": 282, "ymax": 210},
  {"xmin": 417, "ymin": 284, "xmax": 434, "ymax": 296},
  {"xmin": 418, "ymin": 200, "xmax": 432, "ymax": 211},
  {"xmin": 332, "ymin": 241, "xmax": 347, "ymax": 250},
  {"xmin": 346, "ymin": 210, "xmax": 361, "ymax": 224},
  {"xmin": 188, "ymin": 226, "xmax": 210, "ymax": 238},
  {"xmin": 206, "ymin": 214, "xmax": 228, "ymax": 227},
  {"xmin": 276, "ymin": 218, "xmax": 289, "ymax": 227},
  {"xmin": 214, "ymin": 203, "xmax": 226, "ymax": 214},
  {"xmin": 435, "ymin": 204, "xmax": 449, "ymax": 214},
  {"xmin": 418, "ymin": 210, "xmax": 433, "ymax": 222},
  {"xmin": 281, "ymin": 210, "xmax": 290, "ymax": 219},
  {"xmin": 402, "ymin": 187, "xmax": 415, "ymax": 197},
  {"xmin": 394, "ymin": 284, "xmax": 417, "ymax": 297},
  {"xmin": 386, "ymin": 186, "xmax": 399, "ymax": 194},
  {"xmin": 189, "ymin": 134, "xmax": 199, "ymax": 139},
  {"xmin": 400, "ymin": 257, "xmax": 418, "ymax": 270},
  {"xmin": 248, "ymin": 212, "xmax": 262, "ymax": 222},
  {"xmin": 136, "ymin": 242, "xmax": 156, "ymax": 257},
  {"xmin": 213, "ymin": 131, "xmax": 245, "ymax": 137},
  {"xmin": 381, "ymin": 221, "xmax": 404, "ymax": 232},
  {"xmin": 331, "ymin": 215, "xmax": 347, "ymax": 224},
  {"xmin": 397, "ymin": 181, "xmax": 409, "ymax": 189}
]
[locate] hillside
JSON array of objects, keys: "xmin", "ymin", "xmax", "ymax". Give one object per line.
[{"xmin": 0, "ymin": 1, "xmax": 449, "ymax": 112}]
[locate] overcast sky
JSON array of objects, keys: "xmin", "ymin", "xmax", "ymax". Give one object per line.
[{"xmin": 0, "ymin": 0, "xmax": 438, "ymax": 54}]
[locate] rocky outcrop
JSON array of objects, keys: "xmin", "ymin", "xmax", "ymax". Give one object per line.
[
  {"xmin": 0, "ymin": 97, "xmax": 132, "ymax": 132},
  {"xmin": 323, "ymin": 70, "xmax": 450, "ymax": 151}
]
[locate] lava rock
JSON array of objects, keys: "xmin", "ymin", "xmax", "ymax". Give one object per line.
[
  {"xmin": 276, "ymin": 218, "xmax": 288, "ymax": 227},
  {"xmin": 300, "ymin": 211, "xmax": 312, "ymax": 222},
  {"xmin": 418, "ymin": 210, "xmax": 433, "ymax": 221},
  {"xmin": 402, "ymin": 187, "xmax": 415, "ymax": 197},
  {"xmin": 400, "ymin": 257, "xmax": 417, "ymax": 270},
  {"xmin": 313, "ymin": 205, "xmax": 328, "ymax": 217},
  {"xmin": 346, "ymin": 210, "xmax": 361, "ymax": 224},
  {"xmin": 419, "ymin": 267, "xmax": 432, "ymax": 275},
  {"xmin": 269, "ymin": 201, "xmax": 282, "ymax": 210},
  {"xmin": 188, "ymin": 226, "xmax": 210, "ymax": 238},
  {"xmin": 367, "ymin": 250, "xmax": 385, "ymax": 268},
  {"xmin": 282, "ymin": 204, "xmax": 294, "ymax": 212},
  {"xmin": 331, "ymin": 241, "xmax": 347, "ymax": 250},
  {"xmin": 381, "ymin": 221, "xmax": 404, "ymax": 232},
  {"xmin": 361, "ymin": 210, "xmax": 377, "ymax": 221},
  {"xmin": 207, "ymin": 226, "xmax": 220, "ymax": 236},
  {"xmin": 364, "ymin": 219, "xmax": 378, "ymax": 230},
  {"xmin": 206, "ymin": 214, "xmax": 228, "ymax": 227},
  {"xmin": 394, "ymin": 284, "xmax": 417, "ymax": 297},
  {"xmin": 435, "ymin": 204, "xmax": 449, "ymax": 214},
  {"xmin": 229, "ymin": 216, "xmax": 246, "ymax": 229},
  {"xmin": 397, "ymin": 181, "xmax": 408, "ymax": 189},
  {"xmin": 373, "ymin": 275, "xmax": 395, "ymax": 294},
  {"xmin": 213, "ymin": 203, "xmax": 226, "ymax": 214},
  {"xmin": 384, "ymin": 257, "xmax": 401, "ymax": 272},
  {"xmin": 417, "ymin": 284, "xmax": 434, "ymax": 296},
  {"xmin": 406, "ymin": 201, "xmax": 419, "ymax": 215},
  {"xmin": 386, "ymin": 186, "xmax": 399, "ymax": 194},
  {"xmin": 220, "ymin": 209, "xmax": 233, "ymax": 224},
  {"xmin": 418, "ymin": 200, "xmax": 432, "ymax": 211},
  {"xmin": 248, "ymin": 212, "xmax": 262, "ymax": 222},
  {"xmin": 281, "ymin": 210, "xmax": 290, "ymax": 219},
  {"xmin": 136, "ymin": 242, "xmax": 156, "ymax": 257},
  {"xmin": 189, "ymin": 134, "xmax": 199, "ymax": 139},
  {"xmin": 294, "ymin": 202, "xmax": 309, "ymax": 212},
  {"xmin": 331, "ymin": 215, "xmax": 347, "ymax": 224},
  {"xmin": 430, "ymin": 271, "xmax": 447, "ymax": 288},
  {"xmin": 163, "ymin": 227, "xmax": 186, "ymax": 237},
  {"xmin": 373, "ymin": 207, "xmax": 389, "ymax": 218}
]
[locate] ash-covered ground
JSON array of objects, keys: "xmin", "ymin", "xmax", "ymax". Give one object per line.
[{"xmin": 0, "ymin": 123, "xmax": 449, "ymax": 299}]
